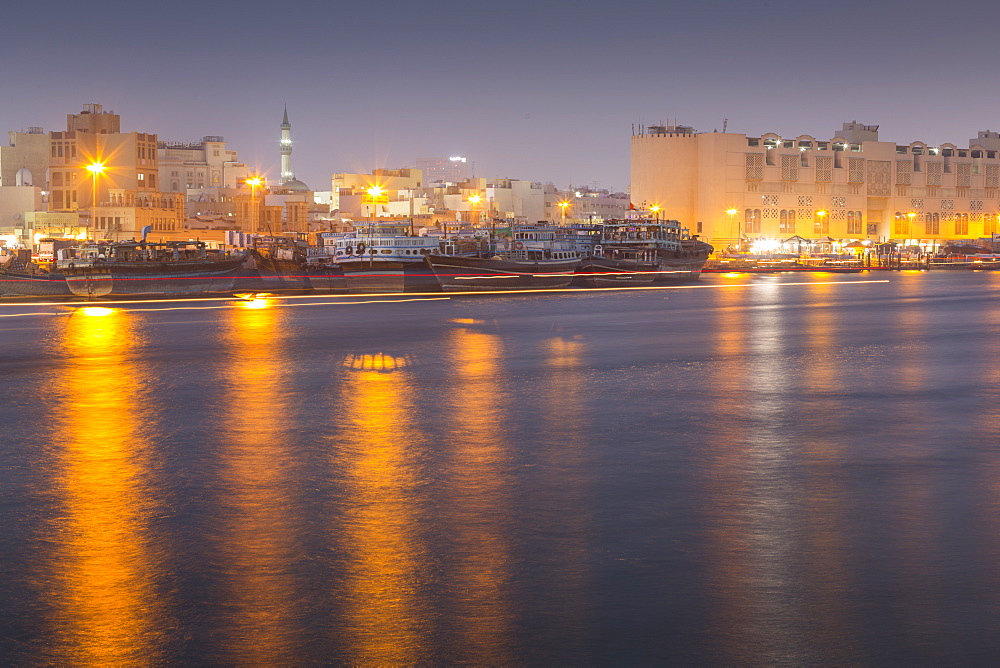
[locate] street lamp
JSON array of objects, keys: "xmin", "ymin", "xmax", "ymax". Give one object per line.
[
  {"xmin": 907, "ymin": 211, "xmax": 916, "ymax": 238},
  {"xmin": 816, "ymin": 210, "xmax": 827, "ymax": 234},
  {"xmin": 247, "ymin": 176, "xmax": 263, "ymax": 233},
  {"xmin": 366, "ymin": 185, "xmax": 384, "ymax": 221},
  {"xmin": 726, "ymin": 208, "xmax": 738, "ymax": 248},
  {"xmin": 650, "ymin": 205, "xmax": 661, "ymax": 222},
  {"xmin": 468, "ymin": 194, "xmax": 482, "ymax": 226},
  {"xmin": 557, "ymin": 200, "xmax": 570, "ymax": 225},
  {"xmin": 86, "ymin": 161, "xmax": 105, "ymax": 236}
]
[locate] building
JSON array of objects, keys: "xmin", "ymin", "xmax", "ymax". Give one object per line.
[
  {"xmin": 158, "ymin": 136, "xmax": 246, "ymax": 192},
  {"xmin": 415, "ymin": 156, "xmax": 472, "ymax": 185},
  {"xmin": 0, "ymin": 127, "xmax": 49, "ymax": 188},
  {"xmin": 330, "ymin": 169, "xmax": 424, "ymax": 218},
  {"xmin": 48, "ymin": 104, "xmax": 161, "ymax": 214},
  {"xmin": 631, "ymin": 120, "xmax": 1000, "ymax": 249},
  {"xmin": 544, "ymin": 185, "xmax": 630, "ymax": 223}
]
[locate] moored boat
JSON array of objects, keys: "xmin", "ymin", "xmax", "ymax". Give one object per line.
[
  {"xmin": 0, "ymin": 250, "xmax": 73, "ymax": 298},
  {"xmin": 575, "ymin": 220, "xmax": 713, "ymax": 285},
  {"xmin": 328, "ymin": 220, "xmax": 440, "ymax": 293},
  {"xmin": 57, "ymin": 240, "xmax": 249, "ymax": 298},
  {"xmin": 425, "ymin": 224, "xmax": 581, "ymax": 291}
]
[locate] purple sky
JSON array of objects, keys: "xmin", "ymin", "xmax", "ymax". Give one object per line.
[{"xmin": 4, "ymin": 0, "xmax": 998, "ymax": 193}]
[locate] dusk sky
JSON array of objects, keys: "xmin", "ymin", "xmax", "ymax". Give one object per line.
[{"xmin": 4, "ymin": 0, "xmax": 998, "ymax": 193}]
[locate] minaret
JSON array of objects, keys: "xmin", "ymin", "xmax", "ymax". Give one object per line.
[{"xmin": 279, "ymin": 105, "xmax": 293, "ymax": 184}]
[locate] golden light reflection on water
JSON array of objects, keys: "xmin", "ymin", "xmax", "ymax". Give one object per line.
[
  {"xmin": 47, "ymin": 308, "xmax": 168, "ymax": 664},
  {"xmin": 445, "ymin": 327, "xmax": 513, "ymax": 663},
  {"xmin": 885, "ymin": 275, "xmax": 940, "ymax": 647},
  {"xmin": 703, "ymin": 283, "xmax": 806, "ymax": 663},
  {"xmin": 336, "ymin": 356, "xmax": 430, "ymax": 665},
  {"xmin": 536, "ymin": 335, "xmax": 591, "ymax": 657},
  {"xmin": 799, "ymin": 281, "xmax": 853, "ymax": 657},
  {"xmin": 217, "ymin": 301, "xmax": 302, "ymax": 663}
]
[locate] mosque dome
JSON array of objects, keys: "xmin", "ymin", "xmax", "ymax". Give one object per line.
[{"xmin": 282, "ymin": 178, "xmax": 311, "ymax": 192}]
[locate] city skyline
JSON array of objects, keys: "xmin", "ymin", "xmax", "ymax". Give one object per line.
[{"xmin": 4, "ymin": 0, "xmax": 1000, "ymax": 192}]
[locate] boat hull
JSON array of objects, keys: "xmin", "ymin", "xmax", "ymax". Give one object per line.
[
  {"xmin": 61, "ymin": 257, "xmax": 247, "ymax": 298},
  {"xmin": 575, "ymin": 258, "xmax": 659, "ymax": 287},
  {"xmin": 0, "ymin": 271, "xmax": 73, "ymax": 298},
  {"xmin": 337, "ymin": 259, "xmax": 439, "ymax": 293},
  {"xmin": 426, "ymin": 255, "xmax": 580, "ymax": 291}
]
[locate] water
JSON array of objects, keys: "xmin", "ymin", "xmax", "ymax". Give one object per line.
[{"xmin": 3, "ymin": 272, "xmax": 1000, "ymax": 664}]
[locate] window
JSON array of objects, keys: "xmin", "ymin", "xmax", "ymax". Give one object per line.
[
  {"xmin": 783, "ymin": 140, "xmax": 794, "ymax": 149},
  {"xmin": 747, "ymin": 138, "xmax": 759, "ymax": 147},
  {"xmin": 847, "ymin": 211, "xmax": 863, "ymax": 235},
  {"xmin": 893, "ymin": 212, "xmax": 909, "ymax": 236},
  {"xmin": 956, "ymin": 213, "xmax": 969, "ymax": 235},
  {"xmin": 779, "ymin": 209, "xmax": 796, "ymax": 233},
  {"xmin": 850, "ymin": 144, "xmax": 862, "ymax": 152},
  {"xmin": 986, "ymin": 215, "xmax": 999, "ymax": 235},
  {"xmin": 926, "ymin": 213, "xmax": 940, "ymax": 235}
]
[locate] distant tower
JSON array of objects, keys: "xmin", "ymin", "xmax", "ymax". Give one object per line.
[{"xmin": 279, "ymin": 105, "xmax": 293, "ymax": 184}]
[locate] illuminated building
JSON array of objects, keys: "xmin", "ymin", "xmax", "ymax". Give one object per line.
[
  {"xmin": 0, "ymin": 127, "xmax": 49, "ymax": 188},
  {"xmin": 631, "ymin": 120, "xmax": 1000, "ymax": 248},
  {"xmin": 158, "ymin": 136, "xmax": 246, "ymax": 192},
  {"xmin": 415, "ymin": 156, "xmax": 472, "ymax": 185},
  {"xmin": 543, "ymin": 185, "xmax": 630, "ymax": 223},
  {"xmin": 47, "ymin": 104, "xmax": 160, "ymax": 214}
]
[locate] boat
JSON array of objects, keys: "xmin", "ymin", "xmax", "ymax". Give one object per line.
[
  {"xmin": 575, "ymin": 220, "xmax": 713, "ymax": 286},
  {"xmin": 424, "ymin": 224, "xmax": 581, "ymax": 291},
  {"xmin": 0, "ymin": 249, "xmax": 73, "ymax": 298},
  {"xmin": 251, "ymin": 236, "xmax": 311, "ymax": 290},
  {"xmin": 327, "ymin": 220, "xmax": 441, "ymax": 293},
  {"xmin": 56, "ymin": 239, "xmax": 249, "ymax": 298}
]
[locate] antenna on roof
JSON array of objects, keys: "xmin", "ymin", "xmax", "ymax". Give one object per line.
[{"xmin": 723, "ymin": 118, "xmax": 728, "ymax": 133}]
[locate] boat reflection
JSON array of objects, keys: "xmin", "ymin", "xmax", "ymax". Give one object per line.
[
  {"xmin": 44, "ymin": 307, "xmax": 169, "ymax": 664},
  {"xmin": 443, "ymin": 327, "xmax": 513, "ymax": 663},
  {"xmin": 214, "ymin": 298, "xmax": 303, "ymax": 663},
  {"xmin": 335, "ymin": 352, "xmax": 431, "ymax": 664}
]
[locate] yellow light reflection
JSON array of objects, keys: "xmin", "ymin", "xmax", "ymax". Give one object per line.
[
  {"xmin": 77, "ymin": 306, "xmax": 114, "ymax": 317},
  {"xmin": 336, "ymin": 355, "xmax": 430, "ymax": 664},
  {"xmin": 47, "ymin": 307, "xmax": 168, "ymax": 663},
  {"xmin": 534, "ymin": 335, "xmax": 591, "ymax": 662},
  {"xmin": 445, "ymin": 328, "xmax": 513, "ymax": 663},
  {"xmin": 216, "ymin": 302, "xmax": 300, "ymax": 663}
]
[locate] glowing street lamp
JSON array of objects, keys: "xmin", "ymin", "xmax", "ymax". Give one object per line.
[
  {"xmin": 557, "ymin": 200, "xmax": 570, "ymax": 225},
  {"xmin": 816, "ymin": 210, "xmax": 828, "ymax": 234},
  {"xmin": 650, "ymin": 204, "xmax": 661, "ymax": 222},
  {"xmin": 726, "ymin": 208, "xmax": 738, "ymax": 246},
  {"xmin": 468, "ymin": 194, "xmax": 482, "ymax": 226},
  {"xmin": 907, "ymin": 211, "xmax": 916, "ymax": 236},
  {"xmin": 86, "ymin": 161, "xmax": 105, "ymax": 236},
  {"xmin": 247, "ymin": 176, "xmax": 263, "ymax": 233},
  {"xmin": 366, "ymin": 185, "xmax": 385, "ymax": 221}
]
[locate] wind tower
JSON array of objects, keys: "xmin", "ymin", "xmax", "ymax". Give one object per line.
[{"xmin": 279, "ymin": 105, "xmax": 293, "ymax": 184}]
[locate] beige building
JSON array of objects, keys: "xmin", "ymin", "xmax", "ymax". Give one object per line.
[
  {"xmin": 158, "ymin": 136, "xmax": 246, "ymax": 192},
  {"xmin": 90, "ymin": 189, "xmax": 186, "ymax": 239},
  {"xmin": 47, "ymin": 104, "xmax": 161, "ymax": 214},
  {"xmin": 631, "ymin": 121, "xmax": 1000, "ymax": 249},
  {"xmin": 0, "ymin": 128, "xmax": 49, "ymax": 188}
]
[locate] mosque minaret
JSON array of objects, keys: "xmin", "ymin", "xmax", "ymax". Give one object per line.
[{"xmin": 279, "ymin": 105, "xmax": 293, "ymax": 184}]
